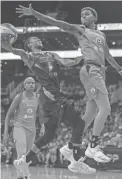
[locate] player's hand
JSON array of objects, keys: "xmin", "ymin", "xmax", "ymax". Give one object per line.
[
  {"xmin": 1, "ymin": 39, "xmax": 12, "ymax": 51},
  {"xmin": 16, "ymin": 4, "xmax": 33, "ymax": 18},
  {"xmin": 74, "ymin": 56, "xmax": 82, "ymax": 65}
]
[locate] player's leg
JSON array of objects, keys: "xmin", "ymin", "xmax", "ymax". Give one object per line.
[
  {"xmin": 85, "ymin": 90, "xmax": 111, "ymax": 162},
  {"xmin": 83, "ymin": 66, "xmax": 111, "ymax": 162},
  {"xmin": 82, "ymin": 99, "xmax": 98, "ymax": 132},
  {"xmin": 79, "ymin": 65, "xmax": 98, "ymax": 132},
  {"xmin": 60, "ymin": 102, "xmax": 96, "ymax": 174},
  {"xmin": 25, "ymin": 114, "xmax": 58, "ymax": 162},
  {"xmin": 26, "ymin": 129, "xmax": 36, "ymax": 152},
  {"xmin": 13, "ymin": 126, "xmax": 27, "ymax": 179},
  {"xmin": 14, "ymin": 113, "xmax": 59, "ymax": 178}
]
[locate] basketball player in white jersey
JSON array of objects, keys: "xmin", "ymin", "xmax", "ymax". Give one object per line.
[
  {"xmin": 16, "ymin": 4, "xmax": 122, "ymax": 165},
  {"xmin": 3, "ymin": 77, "xmax": 44, "ymax": 179}
]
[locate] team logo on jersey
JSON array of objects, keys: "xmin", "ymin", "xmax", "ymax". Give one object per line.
[
  {"xmin": 27, "ymin": 108, "xmax": 33, "ymax": 114},
  {"xmin": 24, "ymin": 114, "xmax": 28, "ymax": 119},
  {"xmin": 96, "ymin": 38, "xmax": 102, "ymax": 45}
]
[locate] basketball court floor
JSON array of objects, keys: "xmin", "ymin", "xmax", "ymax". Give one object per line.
[{"xmin": 1, "ymin": 164, "xmax": 122, "ymax": 179}]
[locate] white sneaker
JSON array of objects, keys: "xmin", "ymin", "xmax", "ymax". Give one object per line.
[
  {"xmin": 60, "ymin": 144, "xmax": 75, "ymax": 163},
  {"xmin": 68, "ymin": 157, "xmax": 96, "ymax": 174},
  {"xmin": 85, "ymin": 144, "xmax": 111, "ymax": 163},
  {"xmin": 60, "ymin": 145, "xmax": 96, "ymax": 174},
  {"xmin": 13, "ymin": 155, "xmax": 31, "ymax": 179}
]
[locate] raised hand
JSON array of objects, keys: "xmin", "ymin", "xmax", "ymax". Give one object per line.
[{"xmin": 16, "ymin": 4, "xmax": 33, "ymax": 18}]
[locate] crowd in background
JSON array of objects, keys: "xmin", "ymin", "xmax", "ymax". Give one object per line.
[{"xmin": 1, "ymin": 73, "xmax": 122, "ymax": 166}]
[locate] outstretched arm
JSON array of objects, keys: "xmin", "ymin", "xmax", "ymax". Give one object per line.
[
  {"xmin": 51, "ymin": 52, "xmax": 83, "ymax": 67},
  {"xmin": 105, "ymin": 42, "xmax": 122, "ymax": 76},
  {"xmin": 2, "ymin": 42, "xmax": 34, "ymax": 69},
  {"xmin": 16, "ymin": 4, "xmax": 85, "ymax": 35}
]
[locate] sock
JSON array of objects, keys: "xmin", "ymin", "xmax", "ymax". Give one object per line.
[
  {"xmin": 73, "ymin": 146, "xmax": 82, "ymax": 161},
  {"xmin": 26, "ymin": 149, "xmax": 36, "ymax": 163},
  {"xmin": 90, "ymin": 135, "xmax": 100, "ymax": 148}
]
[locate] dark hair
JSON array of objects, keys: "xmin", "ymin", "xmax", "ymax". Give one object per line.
[
  {"xmin": 24, "ymin": 37, "xmax": 32, "ymax": 52},
  {"xmin": 24, "ymin": 36, "xmax": 38, "ymax": 52},
  {"xmin": 81, "ymin": 7, "xmax": 98, "ymax": 22}
]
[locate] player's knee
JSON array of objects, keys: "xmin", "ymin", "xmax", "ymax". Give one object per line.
[{"xmin": 101, "ymin": 103, "xmax": 111, "ymax": 116}]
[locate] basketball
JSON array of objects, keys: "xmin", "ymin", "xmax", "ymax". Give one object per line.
[{"xmin": 1, "ymin": 23, "xmax": 18, "ymax": 45}]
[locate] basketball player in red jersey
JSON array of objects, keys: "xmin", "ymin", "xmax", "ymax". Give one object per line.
[
  {"xmin": 3, "ymin": 77, "xmax": 45, "ymax": 179},
  {"xmin": 16, "ymin": 4, "xmax": 122, "ymax": 164},
  {"xmin": 2, "ymin": 33, "xmax": 96, "ymax": 176}
]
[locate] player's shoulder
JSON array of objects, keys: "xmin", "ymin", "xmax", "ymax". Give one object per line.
[
  {"xmin": 96, "ymin": 30, "xmax": 106, "ymax": 37},
  {"xmin": 74, "ymin": 24, "xmax": 86, "ymax": 34},
  {"xmin": 75, "ymin": 24, "xmax": 85, "ymax": 29},
  {"xmin": 15, "ymin": 92, "xmax": 22, "ymax": 98},
  {"xmin": 13, "ymin": 92, "xmax": 23, "ymax": 103},
  {"xmin": 44, "ymin": 51, "xmax": 52, "ymax": 56}
]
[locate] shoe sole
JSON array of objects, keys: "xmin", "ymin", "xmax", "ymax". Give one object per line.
[
  {"xmin": 85, "ymin": 150, "xmax": 111, "ymax": 163},
  {"xmin": 94, "ymin": 156, "xmax": 111, "ymax": 163},
  {"xmin": 68, "ymin": 165, "xmax": 96, "ymax": 174}
]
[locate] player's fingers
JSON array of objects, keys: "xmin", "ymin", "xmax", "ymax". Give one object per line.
[
  {"xmin": 16, "ymin": 8, "xmax": 24, "ymax": 11},
  {"xmin": 16, "ymin": 11, "xmax": 24, "ymax": 14},
  {"xmin": 19, "ymin": 5, "xmax": 27, "ymax": 8},
  {"xmin": 18, "ymin": 14, "xmax": 24, "ymax": 18},
  {"xmin": 29, "ymin": 3, "xmax": 32, "ymax": 8}
]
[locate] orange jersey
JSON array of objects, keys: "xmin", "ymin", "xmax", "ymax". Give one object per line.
[
  {"xmin": 14, "ymin": 92, "xmax": 39, "ymax": 132},
  {"xmin": 76, "ymin": 28, "xmax": 106, "ymax": 66}
]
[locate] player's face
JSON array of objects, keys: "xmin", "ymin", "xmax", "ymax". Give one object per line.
[
  {"xmin": 25, "ymin": 80, "xmax": 35, "ymax": 92},
  {"xmin": 81, "ymin": 10, "xmax": 95, "ymax": 26},
  {"xmin": 30, "ymin": 37, "xmax": 43, "ymax": 50}
]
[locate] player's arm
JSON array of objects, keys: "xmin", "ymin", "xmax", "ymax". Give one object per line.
[
  {"xmin": 16, "ymin": 4, "xmax": 85, "ymax": 35},
  {"xmin": 105, "ymin": 42, "xmax": 122, "ymax": 76},
  {"xmin": 2, "ymin": 43, "xmax": 34, "ymax": 69},
  {"xmin": 2, "ymin": 41, "xmax": 26, "ymax": 57},
  {"xmin": 51, "ymin": 53, "xmax": 83, "ymax": 67},
  {"xmin": 3, "ymin": 94, "xmax": 21, "ymax": 145}
]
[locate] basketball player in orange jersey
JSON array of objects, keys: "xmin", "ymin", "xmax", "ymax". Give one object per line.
[
  {"xmin": 2, "ymin": 32, "xmax": 96, "ymax": 176},
  {"xmin": 3, "ymin": 77, "xmax": 45, "ymax": 179},
  {"xmin": 16, "ymin": 4, "xmax": 122, "ymax": 164}
]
